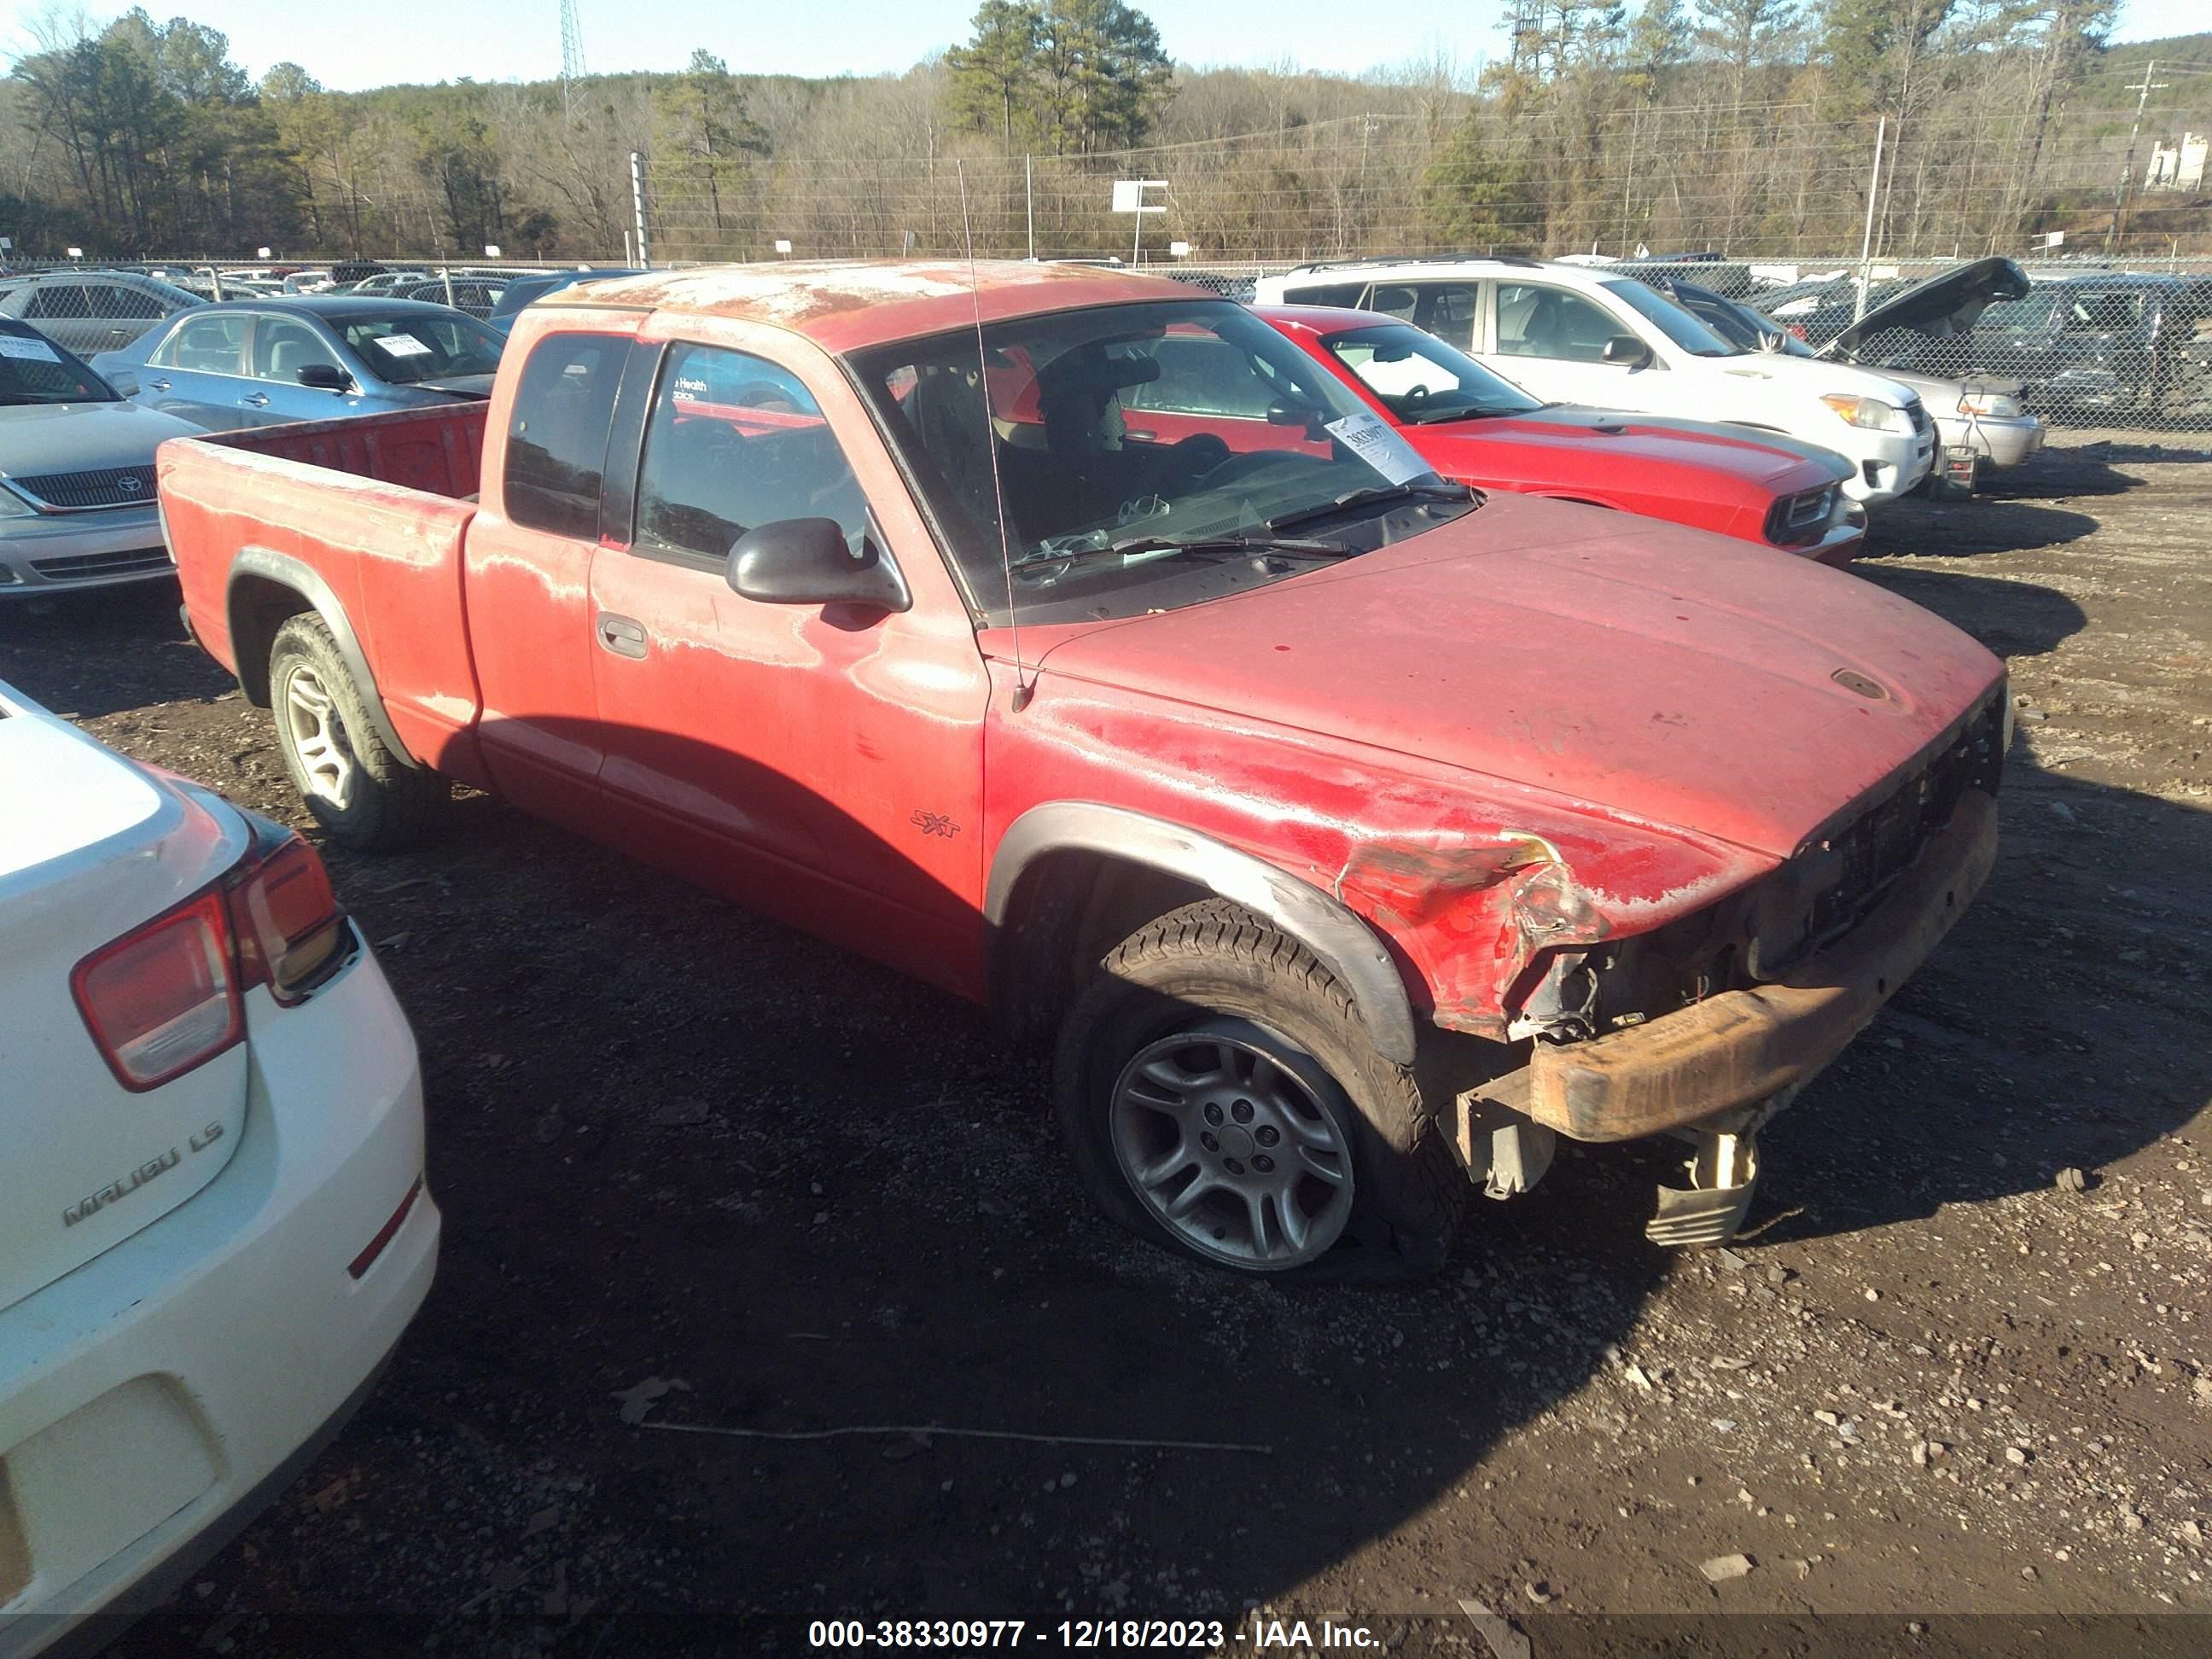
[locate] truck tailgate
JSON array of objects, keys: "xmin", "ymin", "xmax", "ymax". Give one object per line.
[{"xmin": 160, "ymin": 403, "xmax": 486, "ymax": 772}]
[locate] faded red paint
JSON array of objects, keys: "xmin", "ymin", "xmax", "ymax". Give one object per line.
[{"xmin": 161, "ymin": 265, "xmax": 2003, "ymax": 1052}]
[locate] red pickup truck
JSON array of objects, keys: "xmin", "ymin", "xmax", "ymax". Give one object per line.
[{"xmin": 162, "ymin": 262, "xmax": 2005, "ymax": 1279}]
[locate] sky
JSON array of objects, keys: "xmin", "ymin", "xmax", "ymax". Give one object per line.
[{"xmin": 1, "ymin": 0, "xmax": 2203, "ymax": 94}]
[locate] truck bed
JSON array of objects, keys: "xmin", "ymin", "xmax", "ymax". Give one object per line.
[
  {"xmin": 192, "ymin": 400, "xmax": 487, "ymax": 498},
  {"xmin": 160, "ymin": 402, "xmax": 489, "ymax": 777}
]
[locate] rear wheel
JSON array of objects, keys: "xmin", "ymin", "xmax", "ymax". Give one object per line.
[
  {"xmin": 267, "ymin": 614, "xmax": 445, "ymax": 853},
  {"xmin": 1053, "ymin": 900, "xmax": 1464, "ymax": 1280}
]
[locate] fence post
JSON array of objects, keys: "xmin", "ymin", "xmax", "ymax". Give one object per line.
[
  {"xmin": 1855, "ymin": 115, "xmax": 1886, "ymax": 326},
  {"xmin": 631, "ymin": 151, "xmax": 651, "ymax": 268},
  {"xmin": 1026, "ymin": 154, "xmax": 1035, "ymax": 260}
]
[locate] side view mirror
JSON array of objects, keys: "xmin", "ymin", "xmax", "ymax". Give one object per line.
[
  {"xmin": 1266, "ymin": 397, "xmax": 1330, "ymax": 439},
  {"xmin": 298, "ymin": 362, "xmax": 352, "ymax": 391},
  {"xmin": 1602, "ymin": 335, "xmax": 1655, "ymax": 369},
  {"xmin": 104, "ymin": 369, "xmax": 140, "ymax": 398},
  {"xmin": 727, "ymin": 517, "xmax": 910, "ymax": 614}
]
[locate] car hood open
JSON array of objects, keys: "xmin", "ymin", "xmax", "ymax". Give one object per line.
[
  {"xmin": 1820, "ymin": 257, "xmax": 2030, "ymax": 362},
  {"xmin": 1020, "ymin": 494, "xmax": 2002, "ymax": 861}
]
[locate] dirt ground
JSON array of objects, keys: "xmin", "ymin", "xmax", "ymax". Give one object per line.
[{"xmin": 5, "ymin": 433, "xmax": 2210, "ymax": 1656}]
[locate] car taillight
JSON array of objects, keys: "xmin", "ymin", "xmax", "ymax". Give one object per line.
[
  {"xmin": 227, "ymin": 831, "xmax": 347, "ymax": 1003},
  {"xmin": 71, "ymin": 826, "xmax": 351, "ymax": 1091},
  {"xmin": 72, "ymin": 890, "xmax": 244, "ymax": 1091}
]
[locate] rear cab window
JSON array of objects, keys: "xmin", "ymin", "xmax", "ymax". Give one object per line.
[{"xmin": 502, "ymin": 333, "xmax": 630, "ymax": 538}]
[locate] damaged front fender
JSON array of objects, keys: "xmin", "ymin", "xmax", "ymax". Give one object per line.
[{"xmin": 1335, "ymin": 823, "xmax": 1767, "ymax": 1041}]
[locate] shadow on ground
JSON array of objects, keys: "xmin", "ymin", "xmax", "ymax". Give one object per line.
[{"xmin": 6, "ymin": 550, "xmax": 2196, "ymax": 1651}]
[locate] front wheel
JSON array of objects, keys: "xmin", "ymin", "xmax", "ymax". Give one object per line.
[
  {"xmin": 267, "ymin": 614, "xmax": 446, "ymax": 853},
  {"xmin": 1053, "ymin": 900, "xmax": 1464, "ymax": 1280}
]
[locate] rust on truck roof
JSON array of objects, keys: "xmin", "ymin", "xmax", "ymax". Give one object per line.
[{"xmin": 551, "ymin": 259, "xmax": 1203, "ymax": 354}]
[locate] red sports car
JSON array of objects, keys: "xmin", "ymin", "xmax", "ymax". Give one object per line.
[{"xmin": 1248, "ymin": 306, "xmax": 1865, "ymax": 564}]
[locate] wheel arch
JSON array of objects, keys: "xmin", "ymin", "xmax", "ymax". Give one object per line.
[
  {"xmin": 985, "ymin": 802, "xmax": 1419, "ymax": 1066},
  {"xmin": 224, "ymin": 547, "xmax": 422, "ymax": 770}
]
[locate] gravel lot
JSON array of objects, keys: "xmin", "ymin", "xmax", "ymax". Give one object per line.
[{"xmin": 5, "ymin": 434, "xmax": 2209, "ymax": 1656}]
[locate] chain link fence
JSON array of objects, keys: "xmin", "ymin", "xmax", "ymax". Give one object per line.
[{"xmin": 7, "ymin": 245, "xmax": 2210, "ymax": 438}]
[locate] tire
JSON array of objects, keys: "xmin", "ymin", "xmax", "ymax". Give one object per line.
[
  {"xmin": 1053, "ymin": 899, "xmax": 1464, "ymax": 1282},
  {"xmin": 266, "ymin": 614, "xmax": 445, "ymax": 853}
]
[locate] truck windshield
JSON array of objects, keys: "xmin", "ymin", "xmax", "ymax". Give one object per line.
[
  {"xmin": 339, "ymin": 312, "xmax": 505, "ymax": 384},
  {"xmin": 0, "ymin": 330, "xmax": 114, "ymax": 405},
  {"xmin": 852, "ymin": 299, "xmax": 1470, "ymax": 626}
]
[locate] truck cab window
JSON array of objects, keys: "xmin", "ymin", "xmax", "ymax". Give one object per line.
[
  {"xmin": 503, "ymin": 333, "xmax": 627, "ymax": 539},
  {"xmin": 633, "ymin": 343, "xmax": 870, "ymax": 565}
]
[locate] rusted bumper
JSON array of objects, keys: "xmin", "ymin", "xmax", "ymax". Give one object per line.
[{"xmin": 1522, "ymin": 789, "xmax": 1999, "ymax": 1144}]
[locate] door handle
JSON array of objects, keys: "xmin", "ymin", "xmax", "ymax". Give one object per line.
[
  {"xmin": 147, "ymin": 378, "xmax": 171, "ymax": 391},
  {"xmin": 597, "ymin": 613, "xmax": 649, "ymax": 660},
  {"xmin": 239, "ymin": 393, "xmax": 271, "ymax": 407},
  {"xmin": 1125, "ymin": 428, "xmax": 1157, "ymax": 441}
]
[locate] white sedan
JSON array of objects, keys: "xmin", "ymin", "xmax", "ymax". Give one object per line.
[{"xmin": 0, "ymin": 679, "xmax": 437, "ymax": 1653}]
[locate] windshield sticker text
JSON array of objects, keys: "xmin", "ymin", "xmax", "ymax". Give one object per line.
[{"xmin": 1324, "ymin": 411, "xmax": 1430, "ymax": 485}]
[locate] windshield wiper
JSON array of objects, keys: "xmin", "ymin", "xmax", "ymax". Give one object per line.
[
  {"xmin": 1265, "ymin": 480, "xmax": 1476, "ymax": 533},
  {"xmin": 1017, "ymin": 532, "xmax": 1352, "ymax": 575},
  {"xmin": 1402, "ymin": 405, "xmax": 1536, "ymax": 426}
]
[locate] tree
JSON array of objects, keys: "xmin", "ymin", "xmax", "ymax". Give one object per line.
[
  {"xmin": 1421, "ymin": 110, "xmax": 1527, "ymax": 247},
  {"xmin": 1623, "ymin": 0, "xmax": 1693, "ymax": 96},
  {"xmin": 946, "ymin": 0, "xmax": 1042, "ymax": 148},
  {"xmin": 652, "ymin": 49, "xmax": 767, "ymax": 236}
]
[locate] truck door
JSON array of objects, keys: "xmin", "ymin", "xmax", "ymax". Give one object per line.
[
  {"xmin": 585, "ymin": 335, "xmax": 990, "ymax": 981},
  {"xmin": 463, "ymin": 323, "xmax": 640, "ymax": 826}
]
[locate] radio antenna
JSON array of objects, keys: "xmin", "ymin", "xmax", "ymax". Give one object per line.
[{"xmin": 956, "ymin": 160, "xmax": 1030, "ymax": 712}]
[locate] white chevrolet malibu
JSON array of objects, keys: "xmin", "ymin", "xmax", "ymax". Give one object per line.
[{"xmin": 0, "ymin": 679, "xmax": 437, "ymax": 1653}]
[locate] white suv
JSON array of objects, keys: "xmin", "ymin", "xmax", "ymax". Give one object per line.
[
  {"xmin": 0, "ymin": 680, "xmax": 437, "ymax": 1654},
  {"xmin": 1254, "ymin": 257, "xmax": 1937, "ymax": 506}
]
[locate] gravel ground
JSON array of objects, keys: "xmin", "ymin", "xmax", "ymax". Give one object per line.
[{"xmin": 3, "ymin": 433, "xmax": 2209, "ymax": 1656}]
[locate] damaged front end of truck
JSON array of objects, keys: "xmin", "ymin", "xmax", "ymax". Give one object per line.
[{"xmin": 1339, "ymin": 687, "xmax": 2007, "ymax": 1247}]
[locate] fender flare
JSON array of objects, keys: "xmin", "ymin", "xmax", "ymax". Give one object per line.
[
  {"xmin": 225, "ymin": 546, "xmax": 422, "ymax": 771},
  {"xmin": 985, "ymin": 801, "xmax": 1419, "ymax": 1066}
]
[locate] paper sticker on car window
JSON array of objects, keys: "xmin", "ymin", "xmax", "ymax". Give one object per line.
[
  {"xmin": 374, "ymin": 334, "xmax": 433, "ymax": 358},
  {"xmin": 1324, "ymin": 410, "xmax": 1430, "ymax": 485},
  {"xmin": 0, "ymin": 335, "xmax": 61, "ymax": 362}
]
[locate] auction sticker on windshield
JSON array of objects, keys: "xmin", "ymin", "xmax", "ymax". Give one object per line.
[
  {"xmin": 1324, "ymin": 410, "xmax": 1429, "ymax": 485},
  {"xmin": 0, "ymin": 335, "xmax": 61, "ymax": 362},
  {"xmin": 374, "ymin": 335, "xmax": 433, "ymax": 358}
]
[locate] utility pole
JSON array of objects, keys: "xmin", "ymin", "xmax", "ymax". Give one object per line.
[
  {"xmin": 559, "ymin": 0, "xmax": 586, "ymax": 121},
  {"xmin": 2109, "ymin": 59, "xmax": 2166, "ymax": 253},
  {"xmin": 631, "ymin": 151, "xmax": 650, "ymax": 267}
]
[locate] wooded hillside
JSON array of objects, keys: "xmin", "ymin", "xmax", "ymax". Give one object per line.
[{"xmin": 3, "ymin": 1, "xmax": 2207, "ymax": 263}]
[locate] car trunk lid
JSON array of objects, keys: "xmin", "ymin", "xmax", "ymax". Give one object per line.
[{"xmin": 0, "ymin": 690, "xmax": 251, "ymax": 1315}]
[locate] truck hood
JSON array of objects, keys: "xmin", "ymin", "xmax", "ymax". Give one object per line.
[
  {"xmin": 1022, "ymin": 494, "xmax": 2001, "ymax": 861},
  {"xmin": 0, "ymin": 399, "xmax": 206, "ymax": 475},
  {"xmin": 1821, "ymin": 257, "xmax": 2030, "ymax": 362}
]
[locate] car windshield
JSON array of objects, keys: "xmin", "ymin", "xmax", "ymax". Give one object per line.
[
  {"xmin": 853, "ymin": 299, "xmax": 1469, "ymax": 626},
  {"xmin": 1317, "ymin": 322, "xmax": 1544, "ymax": 422},
  {"xmin": 1601, "ymin": 279, "xmax": 1738, "ymax": 356},
  {"xmin": 0, "ymin": 330, "xmax": 114, "ymax": 405},
  {"xmin": 339, "ymin": 312, "xmax": 504, "ymax": 383}
]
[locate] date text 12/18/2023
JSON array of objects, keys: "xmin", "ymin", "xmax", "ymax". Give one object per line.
[{"xmin": 806, "ymin": 1618, "xmax": 1382, "ymax": 1650}]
